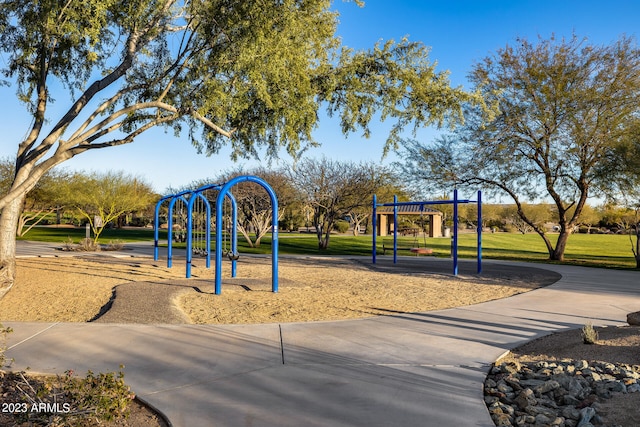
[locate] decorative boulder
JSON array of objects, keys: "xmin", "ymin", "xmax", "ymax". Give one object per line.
[{"xmin": 627, "ymin": 311, "xmax": 640, "ymax": 326}]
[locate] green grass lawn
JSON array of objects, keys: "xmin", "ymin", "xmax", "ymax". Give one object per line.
[
  {"xmin": 18, "ymin": 226, "xmax": 639, "ymax": 270},
  {"xmin": 459, "ymin": 233, "xmax": 638, "ymax": 269}
]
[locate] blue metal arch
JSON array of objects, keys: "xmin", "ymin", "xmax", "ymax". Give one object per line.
[
  {"xmin": 214, "ymin": 175, "xmax": 279, "ymax": 295},
  {"xmin": 184, "ymin": 186, "xmax": 238, "ymax": 278},
  {"xmin": 154, "ymin": 190, "xmax": 192, "ymax": 262},
  {"xmin": 165, "ymin": 194, "xmax": 190, "ymax": 268},
  {"xmin": 185, "ymin": 192, "xmax": 211, "ymax": 277},
  {"xmin": 153, "ymin": 195, "xmax": 172, "ymax": 261}
]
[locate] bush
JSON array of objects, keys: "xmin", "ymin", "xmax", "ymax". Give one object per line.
[
  {"xmin": 0, "ymin": 323, "xmax": 13, "ymax": 369},
  {"xmin": 128, "ymin": 217, "xmax": 150, "ymax": 227},
  {"xmin": 60, "ymin": 237, "xmax": 101, "ymax": 252},
  {"xmin": 105, "ymin": 240, "xmax": 125, "ymax": 251},
  {"xmin": 0, "ymin": 326, "xmax": 134, "ymax": 426},
  {"xmin": 62, "ymin": 365, "xmax": 134, "ymax": 422},
  {"xmin": 61, "ymin": 236, "xmax": 76, "ymax": 251},
  {"xmin": 365, "ymin": 222, "xmax": 373, "ymax": 235},
  {"xmin": 333, "ymin": 220, "xmax": 350, "ymax": 233},
  {"xmin": 581, "ymin": 322, "xmax": 599, "ymax": 344},
  {"xmin": 4, "ymin": 366, "xmax": 134, "ymax": 425},
  {"xmin": 77, "ymin": 238, "xmax": 101, "ymax": 252},
  {"xmin": 279, "ymin": 219, "xmax": 303, "ymax": 232}
]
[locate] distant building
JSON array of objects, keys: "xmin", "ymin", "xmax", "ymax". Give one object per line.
[{"xmin": 375, "ymin": 205, "xmax": 443, "ymax": 237}]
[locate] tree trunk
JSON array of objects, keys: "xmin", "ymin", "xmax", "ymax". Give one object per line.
[
  {"xmin": 551, "ymin": 230, "xmax": 571, "ymax": 261},
  {"xmin": 319, "ymin": 229, "xmax": 331, "ymax": 249},
  {"xmin": 632, "ymin": 226, "xmax": 640, "ymax": 269},
  {"xmin": 0, "ymin": 193, "xmax": 25, "ymax": 299},
  {"xmin": 313, "ymin": 219, "xmax": 333, "ymax": 249},
  {"xmin": 237, "ymin": 226, "xmax": 256, "ymax": 248},
  {"xmin": 315, "ymin": 225, "xmax": 323, "ymax": 249}
]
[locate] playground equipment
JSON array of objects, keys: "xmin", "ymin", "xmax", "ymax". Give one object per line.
[
  {"xmin": 214, "ymin": 175, "xmax": 279, "ymax": 295},
  {"xmin": 153, "ymin": 175, "xmax": 279, "ymax": 294},
  {"xmin": 153, "ymin": 187, "xmax": 232, "ymax": 272},
  {"xmin": 161, "ymin": 190, "xmax": 191, "ymax": 268},
  {"xmin": 191, "ymin": 193, "xmax": 208, "ymax": 256},
  {"xmin": 372, "ymin": 189, "xmax": 482, "ymax": 275}
]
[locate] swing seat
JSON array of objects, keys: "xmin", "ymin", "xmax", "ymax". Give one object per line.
[
  {"xmin": 227, "ymin": 251, "xmax": 240, "ymax": 261},
  {"xmin": 410, "ymin": 247, "xmax": 433, "ymax": 255}
]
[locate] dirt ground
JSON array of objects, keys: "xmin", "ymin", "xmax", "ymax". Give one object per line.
[
  {"xmin": 0, "ymin": 255, "xmax": 559, "ymax": 324},
  {"xmin": 1, "ymin": 254, "xmax": 636, "ymax": 426}
]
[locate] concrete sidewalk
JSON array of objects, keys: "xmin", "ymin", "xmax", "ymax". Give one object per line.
[
  {"xmin": 15, "ymin": 239, "xmax": 168, "ymax": 259},
  {"xmin": 5, "ymin": 243, "xmax": 640, "ymax": 426}
]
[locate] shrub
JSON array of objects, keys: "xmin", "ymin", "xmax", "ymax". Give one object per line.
[
  {"xmin": 581, "ymin": 322, "xmax": 599, "ymax": 344},
  {"xmin": 333, "ymin": 220, "xmax": 350, "ymax": 233},
  {"xmin": 105, "ymin": 240, "xmax": 125, "ymax": 251},
  {"xmin": 77, "ymin": 238, "xmax": 100, "ymax": 252},
  {"xmin": 0, "ymin": 323, "xmax": 13, "ymax": 369},
  {"xmin": 0, "ymin": 326, "xmax": 134, "ymax": 425},
  {"xmin": 62, "ymin": 365, "xmax": 135, "ymax": 422},
  {"xmin": 61, "ymin": 236, "xmax": 76, "ymax": 251}
]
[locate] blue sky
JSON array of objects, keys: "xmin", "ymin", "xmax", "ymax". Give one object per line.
[{"xmin": 1, "ymin": 0, "xmax": 639, "ymax": 193}]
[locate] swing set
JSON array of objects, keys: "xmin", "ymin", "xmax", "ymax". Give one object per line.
[
  {"xmin": 153, "ymin": 175, "xmax": 279, "ymax": 294},
  {"xmin": 372, "ymin": 189, "xmax": 482, "ymax": 275}
]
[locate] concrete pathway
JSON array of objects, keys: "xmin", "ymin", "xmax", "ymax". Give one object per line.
[
  {"xmin": 5, "ymin": 242, "xmax": 640, "ymax": 426},
  {"xmin": 15, "ymin": 239, "xmax": 169, "ymax": 259}
]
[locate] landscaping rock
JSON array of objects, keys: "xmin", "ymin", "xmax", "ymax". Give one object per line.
[
  {"xmin": 485, "ymin": 359, "xmax": 640, "ymax": 427},
  {"xmin": 626, "ymin": 311, "xmax": 640, "ymax": 326}
]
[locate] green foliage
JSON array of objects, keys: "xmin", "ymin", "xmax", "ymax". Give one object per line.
[
  {"xmin": 0, "ymin": 322, "xmax": 13, "ymax": 369},
  {"xmin": 0, "ymin": 1, "xmax": 489, "ymax": 306},
  {"xmin": 0, "ymin": 157, "xmax": 14, "ymax": 195},
  {"xmin": 581, "ymin": 322, "xmax": 599, "ymax": 345},
  {"xmin": 62, "ymin": 365, "xmax": 134, "ymax": 422},
  {"xmin": 333, "ymin": 220, "xmax": 350, "ymax": 233},
  {"xmin": 0, "ymin": 327, "xmax": 133, "ymax": 425},
  {"xmin": 60, "ymin": 171, "xmax": 156, "ymax": 242},
  {"xmin": 0, "ymin": 158, "xmax": 72, "ymax": 237},
  {"xmin": 397, "ymin": 34, "xmax": 640, "ymax": 261},
  {"xmin": 0, "ymin": 0, "xmax": 484, "ymax": 214},
  {"xmin": 0, "ymin": 0, "xmax": 490, "ymax": 306},
  {"xmin": 0, "ymin": 0, "xmax": 116, "ymax": 100},
  {"xmin": 4, "ymin": 365, "xmax": 134, "ymax": 425}
]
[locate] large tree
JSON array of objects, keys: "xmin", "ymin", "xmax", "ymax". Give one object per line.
[
  {"xmin": 345, "ymin": 169, "xmax": 407, "ymax": 236},
  {"xmin": 0, "ymin": 0, "xmax": 484, "ymax": 298},
  {"xmin": 212, "ymin": 167, "xmax": 301, "ymax": 247},
  {"xmin": 397, "ymin": 35, "xmax": 640, "ymax": 261},
  {"xmin": 290, "ymin": 158, "xmax": 390, "ymax": 249},
  {"xmin": 60, "ymin": 171, "xmax": 156, "ymax": 242}
]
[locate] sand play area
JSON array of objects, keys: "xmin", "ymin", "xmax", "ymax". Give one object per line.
[{"xmin": 0, "ymin": 255, "xmax": 560, "ymax": 324}]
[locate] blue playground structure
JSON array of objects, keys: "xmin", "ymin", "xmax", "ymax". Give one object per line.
[
  {"xmin": 154, "ymin": 175, "xmax": 279, "ymax": 294},
  {"xmin": 372, "ymin": 189, "xmax": 482, "ymax": 275}
]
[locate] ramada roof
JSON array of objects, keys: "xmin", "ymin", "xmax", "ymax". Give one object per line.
[{"xmin": 376, "ymin": 205, "xmax": 443, "ymax": 215}]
